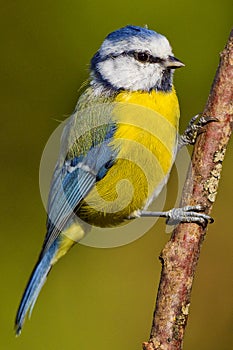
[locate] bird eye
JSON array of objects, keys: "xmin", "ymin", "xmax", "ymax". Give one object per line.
[{"xmin": 134, "ymin": 52, "xmax": 150, "ymax": 63}]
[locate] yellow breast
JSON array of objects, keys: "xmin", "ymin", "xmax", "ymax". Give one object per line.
[
  {"xmin": 79, "ymin": 87, "xmax": 180, "ymax": 227},
  {"xmin": 115, "ymin": 87, "xmax": 180, "ymax": 125}
]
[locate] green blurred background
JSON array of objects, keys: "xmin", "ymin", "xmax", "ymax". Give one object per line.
[{"xmin": 1, "ymin": 1, "xmax": 232, "ymax": 349}]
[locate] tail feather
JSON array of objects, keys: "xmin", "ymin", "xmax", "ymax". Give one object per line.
[{"xmin": 15, "ymin": 246, "xmax": 56, "ymax": 336}]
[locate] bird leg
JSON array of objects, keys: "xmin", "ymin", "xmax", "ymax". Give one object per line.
[{"xmin": 130, "ymin": 205, "xmax": 213, "ymax": 225}]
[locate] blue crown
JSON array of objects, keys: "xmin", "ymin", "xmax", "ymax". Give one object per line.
[{"xmin": 105, "ymin": 25, "xmax": 157, "ymax": 42}]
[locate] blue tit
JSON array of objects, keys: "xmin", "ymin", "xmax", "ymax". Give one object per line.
[{"xmin": 15, "ymin": 25, "xmax": 211, "ymax": 335}]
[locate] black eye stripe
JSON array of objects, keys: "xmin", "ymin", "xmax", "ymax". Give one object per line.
[
  {"xmin": 105, "ymin": 51, "xmax": 164, "ymax": 64},
  {"xmin": 133, "ymin": 51, "xmax": 164, "ymax": 64}
]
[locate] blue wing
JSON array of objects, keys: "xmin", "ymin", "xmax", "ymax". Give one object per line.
[{"xmin": 39, "ymin": 124, "xmax": 117, "ymax": 258}]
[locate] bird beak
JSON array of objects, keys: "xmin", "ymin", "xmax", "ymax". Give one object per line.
[{"xmin": 164, "ymin": 55, "xmax": 185, "ymax": 69}]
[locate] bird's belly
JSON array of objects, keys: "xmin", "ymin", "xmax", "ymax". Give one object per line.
[{"xmin": 78, "ymin": 126, "xmax": 177, "ymax": 227}]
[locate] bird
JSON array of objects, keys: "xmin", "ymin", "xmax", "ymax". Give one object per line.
[{"xmin": 15, "ymin": 25, "xmax": 211, "ymax": 335}]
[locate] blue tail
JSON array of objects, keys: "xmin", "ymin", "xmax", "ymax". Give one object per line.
[{"xmin": 15, "ymin": 244, "xmax": 57, "ymax": 335}]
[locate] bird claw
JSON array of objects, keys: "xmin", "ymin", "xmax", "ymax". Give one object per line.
[
  {"xmin": 179, "ymin": 114, "xmax": 219, "ymax": 147},
  {"xmin": 165, "ymin": 205, "xmax": 214, "ymax": 226}
]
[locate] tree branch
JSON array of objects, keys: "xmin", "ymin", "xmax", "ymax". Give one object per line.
[{"xmin": 143, "ymin": 28, "xmax": 233, "ymax": 350}]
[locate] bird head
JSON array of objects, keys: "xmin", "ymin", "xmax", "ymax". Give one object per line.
[{"xmin": 90, "ymin": 25, "xmax": 184, "ymax": 94}]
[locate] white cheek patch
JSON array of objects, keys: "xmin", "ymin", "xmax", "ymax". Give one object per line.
[
  {"xmin": 97, "ymin": 56, "xmax": 164, "ymax": 91},
  {"xmin": 97, "ymin": 57, "xmax": 135, "ymax": 89}
]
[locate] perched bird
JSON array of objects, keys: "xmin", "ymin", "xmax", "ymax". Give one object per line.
[{"xmin": 15, "ymin": 25, "xmax": 211, "ymax": 335}]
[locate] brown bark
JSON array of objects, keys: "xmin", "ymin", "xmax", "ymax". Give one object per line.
[{"xmin": 143, "ymin": 29, "xmax": 233, "ymax": 350}]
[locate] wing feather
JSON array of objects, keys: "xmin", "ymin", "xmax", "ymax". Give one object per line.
[{"xmin": 39, "ymin": 124, "xmax": 117, "ymax": 258}]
